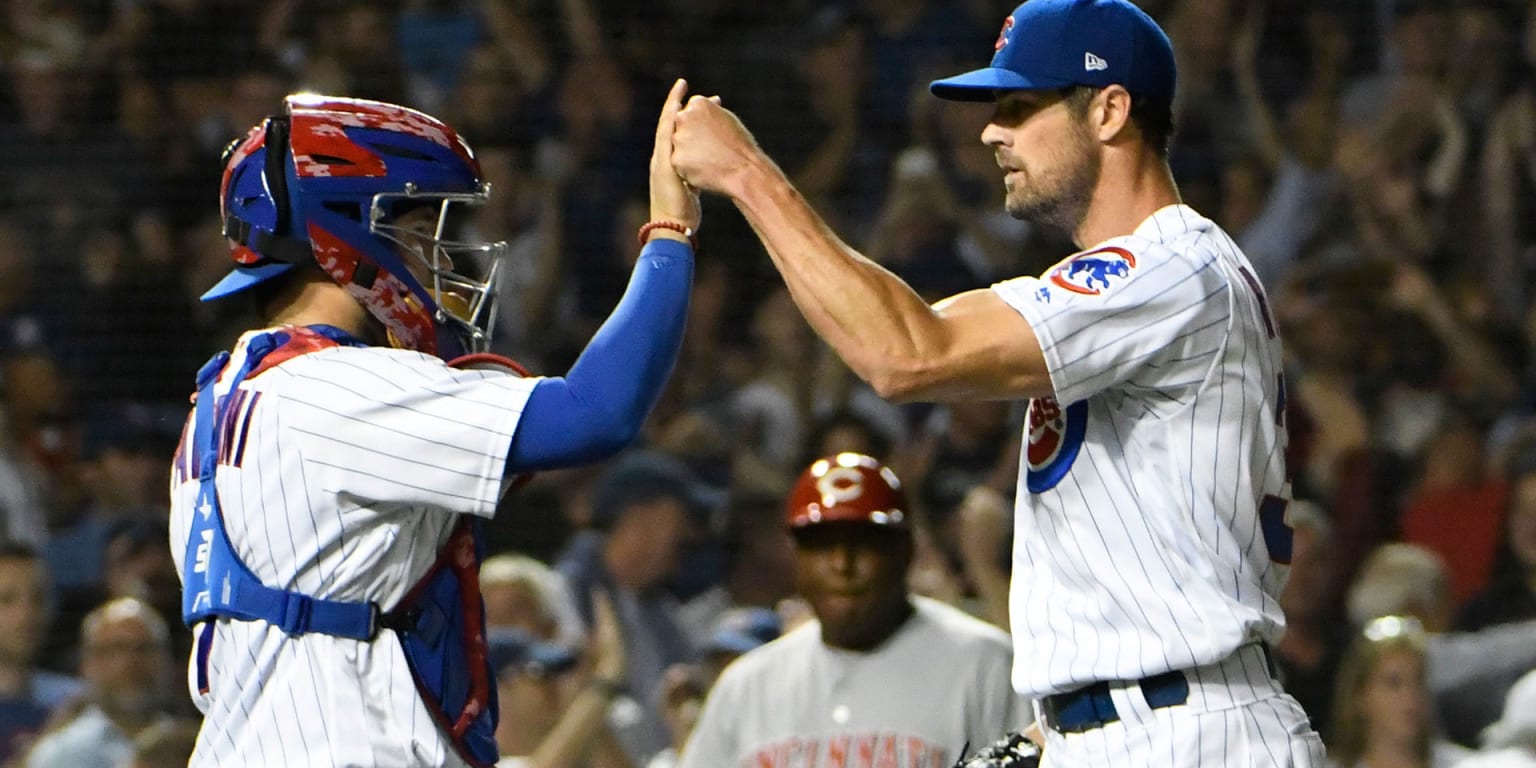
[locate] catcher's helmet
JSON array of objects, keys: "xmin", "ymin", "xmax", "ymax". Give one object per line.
[
  {"xmin": 785, "ymin": 453, "xmax": 910, "ymax": 530},
  {"xmin": 207, "ymin": 94, "xmax": 504, "ymax": 360}
]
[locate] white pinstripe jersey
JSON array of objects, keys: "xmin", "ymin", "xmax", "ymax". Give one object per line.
[
  {"xmin": 168, "ymin": 329, "xmax": 539, "ymax": 768},
  {"xmin": 991, "ymin": 205, "xmax": 1291, "ymax": 699}
]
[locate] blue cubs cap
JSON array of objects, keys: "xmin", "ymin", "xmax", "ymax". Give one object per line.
[
  {"xmin": 930, "ymin": 0, "xmax": 1176, "ymax": 107},
  {"xmin": 590, "ymin": 450, "xmax": 726, "ymax": 531},
  {"xmin": 705, "ymin": 607, "xmax": 783, "ymax": 656},
  {"xmin": 488, "ymin": 627, "xmax": 580, "ymax": 680}
]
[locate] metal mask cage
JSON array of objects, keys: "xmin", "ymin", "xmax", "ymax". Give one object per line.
[{"xmin": 369, "ymin": 182, "xmax": 507, "ymax": 354}]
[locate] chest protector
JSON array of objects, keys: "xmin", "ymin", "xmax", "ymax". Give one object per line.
[{"xmin": 178, "ymin": 325, "xmax": 498, "ymax": 767}]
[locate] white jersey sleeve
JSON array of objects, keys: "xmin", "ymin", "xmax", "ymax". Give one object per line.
[{"xmin": 993, "ymin": 235, "xmax": 1230, "ymax": 408}]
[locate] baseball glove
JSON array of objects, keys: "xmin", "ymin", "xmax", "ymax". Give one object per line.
[{"xmin": 951, "ymin": 732, "xmax": 1042, "ymax": 768}]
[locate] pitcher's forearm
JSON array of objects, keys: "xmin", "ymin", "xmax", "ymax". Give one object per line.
[{"xmin": 728, "ymin": 158, "xmax": 948, "ymax": 399}]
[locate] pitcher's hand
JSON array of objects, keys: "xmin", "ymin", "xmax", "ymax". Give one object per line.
[{"xmin": 672, "ymin": 92, "xmax": 765, "ymax": 199}]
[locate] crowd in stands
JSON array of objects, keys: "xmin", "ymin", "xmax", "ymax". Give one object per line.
[{"xmin": 0, "ymin": 0, "xmax": 1534, "ymax": 766}]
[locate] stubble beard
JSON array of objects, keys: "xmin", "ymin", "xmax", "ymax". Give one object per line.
[{"xmin": 1003, "ymin": 128, "xmax": 1100, "ymax": 237}]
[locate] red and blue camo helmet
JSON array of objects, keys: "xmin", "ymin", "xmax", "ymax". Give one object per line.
[{"xmin": 209, "ymin": 94, "xmax": 505, "ymax": 360}]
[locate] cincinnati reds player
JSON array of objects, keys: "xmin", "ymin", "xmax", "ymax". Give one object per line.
[
  {"xmin": 169, "ymin": 80, "xmax": 700, "ymax": 767},
  {"xmin": 679, "ymin": 453, "xmax": 1023, "ymax": 768},
  {"xmin": 669, "ymin": 0, "xmax": 1325, "ymax": 764}
]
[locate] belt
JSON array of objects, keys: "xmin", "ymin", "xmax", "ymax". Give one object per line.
[
  {"xmin": 1041, "ymin": 670, "xmax": 1189, "ymax": 734},
  {"xmin": 1040, "ymin": 644, "xmax": 1278, "ymax": 734}
]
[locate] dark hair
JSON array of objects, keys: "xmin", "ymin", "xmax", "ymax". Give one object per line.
[
  {"xmin": 107, "ymin": 519, "xmax": 170, "ymax": 557},
  {"xmin": 1064, "ymin": 86, "xmax": 1174, "ymax": 157},
  {"xmin": 801, "ymin": 410, "xmax": 893, "ymax": 468}
]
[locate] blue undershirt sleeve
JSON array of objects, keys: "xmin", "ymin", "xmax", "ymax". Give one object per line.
[{"xmin": 505, "ymin": 238, "xmax": 693, "ymax": 472}]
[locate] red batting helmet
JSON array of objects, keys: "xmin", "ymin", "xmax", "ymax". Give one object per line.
[{"xmin": 785, "ymin": 453, "xmax": 910, "ymax": 530}]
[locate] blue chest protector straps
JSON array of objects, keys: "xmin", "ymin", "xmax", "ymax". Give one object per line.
[{"xmin": 179, "ymin": 325, "xmax": 499, "ymax": 767}]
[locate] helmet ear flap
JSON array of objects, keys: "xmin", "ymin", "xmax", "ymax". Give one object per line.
[
  {"xmin": 263, "ymin": 115, "xmax": 293, "ymax": 238},
  {"xmin": 220, "ymin": 115, "xmax": 312, "ymax": 267}
]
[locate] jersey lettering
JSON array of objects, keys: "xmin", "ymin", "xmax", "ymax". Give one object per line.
[
  {"xmin": 746, "ymin": 734, "xmax": 948, "ymax": 768},
  {"xmin": 1236, "ymin": 265, "xmax": 1276, "ymax": 339},
  {"xmin": 1025, "ymin": 398, "xmax": 1087, "ymax": 493},
  {"xmin": 193, "ymin": 528, "xmax": 213, "ymax": 574},
  {"xmin": 1259, "ymin": 493, "xmax": 1293, "ymax": 565}
]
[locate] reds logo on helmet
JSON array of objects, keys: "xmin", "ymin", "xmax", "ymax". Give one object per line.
[
  {"xmin": 1048, "ymin": 246, "xmax": 1138, "ymax": 296},
  {"xmin": 786, "ymin": 453, "xmax": 909, "ymax": 530}
]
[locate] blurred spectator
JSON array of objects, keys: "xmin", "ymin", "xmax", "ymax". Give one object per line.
[
  {"xmin": 120, "ymin": 718, "xmax": 199, "ymax": 768},
  {"xmin": 1326, "ymin": 615, "xmax": 1472, "ymax": 768},
  {"xmin": 1229, "ymin": 1, "xmax": 1345, "ymax": 290},
  {"xmin": 1340, "ymin": 0, "xmax": 1453, "ymax": 130},
  {"xmin": 44, "ymin": 413, "xmax": 175, "ymax": 600},
  {"xmin": 773, "ymin": 5, "xmax": 878, "ymax": 236},
  {"xmin": 464, "ymin": 141, "xmax": 572, "ymax": 371},
  {"xmin": 1457, "ymin": 669, "xmax": 1536, "ymax": 768},
  {"xmin": 895, "ymin": 399, "xmax": 1019, "ymax": 558},
  {"xmin": 396, "ymin": 0, "xmax": 488, "ymax": 114},
  {"xmin": 860, "ymin": 0, "xmax": 986, "ymax": 160},
  {"xmin": 950, "ymin": 485, "xmax": 1011, "ymax": 631},
  {"xmin": 1397, "ymin": 417, "xmax": 1509, "ymax": 607},
  {"xmin": 493, "ymin": 591, "xmax": 630, "ymax": 768},
  {"xmin": 100, "ymin": 522, "xmax": 181, "ymax": 648},
  {"xmin": 678, "ymin": 453, "xmax": 1023, "ymax": 768},
  {"xmin": 0, "ymin": 544, "xmax": 81, "ymax": 764},
  {"xmin": 801, "ymin": 409, "xmax": 899, "ymax": 470},
  {"xmin": 555, "ymin": 450, "xmax": 720, "ymax": 765},
  {"xmin": 1347, "ymin": 543, "xmax": 1536, "ymax": 748},
  {"xmin": 1276, "ymin": 501, "xmax": 1350, "ymax": 741},
  {"xmin": 865, "ymin": 146, "xmax": 978, "ymax": 301},
  {"xmin": 0, "ymin": 21, "xmax": 151, "ymax": 255},
  {"xmin": 294, "ymin": 0, "xmax": 408, "ymax": 105},
  {"xmin": 674, "ymin": 495, "xmax": 797, "ymax": 649},
  {"xmin": 24, "ymin": 597, "xmax": 173, "ymax": 768},
  {"xmin": 1457, "ymin": 455, "xmax": 1536, "ymax": 630},
  {"xmin": 697, "ymin": 607, "xmax": 781, "ymax": 686},
  {"xmin": 482, "ymin": 553, "xmax": 585, "ymax": 649},
  {"xmin": 645, "ymin": 607, "xmax": 781, "ymax": 768},
  {"xmin": 727, "ymin": 288, "xmax": 817, "ymax": 498},
  {"xmin": 1480, "ymin": 5, "xmax": 1536, "ymax": 322}
]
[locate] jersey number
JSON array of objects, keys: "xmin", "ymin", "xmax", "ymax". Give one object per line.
[{"xmin": 1259, "ymin": 494, "xmax": 1292, "ymax": 565}]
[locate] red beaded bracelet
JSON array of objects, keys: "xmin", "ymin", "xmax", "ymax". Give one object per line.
[{"xmin": 637, "ymin": 220, "xmax": 697, "ymax": 250}]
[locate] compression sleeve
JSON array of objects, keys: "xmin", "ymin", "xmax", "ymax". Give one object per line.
[{"xmin": 505, "ymin": 238, "xmax": 693, "ymax": 472}]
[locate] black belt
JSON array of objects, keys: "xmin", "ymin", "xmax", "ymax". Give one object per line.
[{"xmin": 1041, "ymin": 670, "xmax": 1190, "ymax": 734}]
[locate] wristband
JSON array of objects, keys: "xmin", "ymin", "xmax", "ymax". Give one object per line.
[{"xmin": 637, "ymin": 220, "xmax": 697, "ymax": 250}]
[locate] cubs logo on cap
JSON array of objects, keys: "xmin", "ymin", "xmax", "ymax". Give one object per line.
[{"xmin": 930, "ymin": 0, "xmax": 1176, "ymax": 106}]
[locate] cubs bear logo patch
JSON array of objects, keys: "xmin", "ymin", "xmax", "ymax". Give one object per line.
[{"xmin": 1048, "ymin": 246, "xmax": 1137, "ymax": 296}]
